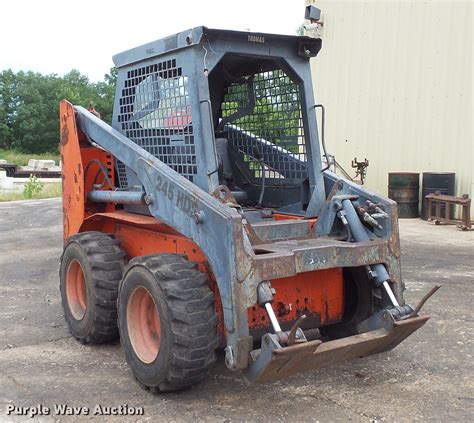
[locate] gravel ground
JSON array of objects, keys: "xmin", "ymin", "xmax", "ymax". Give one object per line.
[{"xmin": 0, "ymin": 198, "xmax": 472, "ymax": 422}]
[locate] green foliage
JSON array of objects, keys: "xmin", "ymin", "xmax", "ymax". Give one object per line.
[
  {"xmin": 0, "ymin": 69, "xmax": 16, "ymax": 149},
  {"xmin": 0, "ymin": 182, "xmax": 61, "ymax": 202},
  {"xmin": 23, "ymin": 175, "xmax": 44, "ymax": 198},
  {"xmin": 223, "ymin": 71, "xmax": 302, "ymax": 153},
  {"xmin": 0, "ymin": 68, "xmax": 117, "ymax": 154},
  {"xmin": 0, "ymin": 148, "xmax": 60, "ymax": 166}
]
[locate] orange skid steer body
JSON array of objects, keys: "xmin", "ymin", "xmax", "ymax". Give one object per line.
[{"xmin": 58, "ymin": 24, "xmax": 434, "ymax": 392}]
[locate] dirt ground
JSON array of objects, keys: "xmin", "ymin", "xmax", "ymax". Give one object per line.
[{"xmin": 0, "ymin": 198, "xmax": 472, "ymax": 422}]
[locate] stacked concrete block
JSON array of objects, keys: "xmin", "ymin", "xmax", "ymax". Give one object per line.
[{"xmin": 22, "ymin": 159, "xmax": 61, "ymax": 172}]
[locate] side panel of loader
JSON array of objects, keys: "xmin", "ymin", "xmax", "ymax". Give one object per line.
[
  {"xmin": 60, "ymin": 103, "xmax": 84, "ymax": 239},
  {"xmin": 60, "ymin": 101, "xmax": 116, "ymax": 240},
  {"xmin": 80, "ymin": 211, "xmax": 345, "ymax": 343}
]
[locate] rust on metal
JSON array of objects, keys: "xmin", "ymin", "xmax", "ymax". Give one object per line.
[
  {"xmin": 425, "ymin": 192, "xmax": 472, "ymax": 230},
  {"xmin": 388, "ymin": 172, "xmax": 420, "ymax": 219},
  {"xmin": 287, "ymin": 314, "xmax": 307, "ymax": 345},
  {"xmin": 60, "ymin": 113, "xmax": 69, "ymax": 146},
  {"xmin": 248, "ymin": 269, "xmax": 343, "ymax": 330},
  {"xmin": 351, "ymin": 157, "xmax": 369, "ymax": 184},
  {"xmin": 211, "ymin": 185, "xmax": 239, "ymax": 206},
  {"xmin": 60, "ymin": 101, "xmax": 84, "ymax": 240},
  {"xmin": 406, "ymin": 285, "xmax": 441, "ymax": 319},
  {"xmin": 253, "ymin": 237, "xmax": 391, "ymax": 280},
  {"xmin": 246, "ymin": 315, "xmax": 429, "ymax": 383}
]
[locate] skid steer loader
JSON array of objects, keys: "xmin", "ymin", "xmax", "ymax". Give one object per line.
[{"xmin": 59, "ymin": 22, "xmax": 438, "ymax": 391}]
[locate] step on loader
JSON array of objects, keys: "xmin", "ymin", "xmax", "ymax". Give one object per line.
[{"xmin": 59, "ymin": 18, "xmax": 438, "ymax": 391}]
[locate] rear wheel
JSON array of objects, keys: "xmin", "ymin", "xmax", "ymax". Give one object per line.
[
  {"xmin": 59, "ymin": 232, "xmax": 126, "ymax": 343},
  {"xmin": 118, "ymin": 254, "xmax": 219, "ymax": 392}
]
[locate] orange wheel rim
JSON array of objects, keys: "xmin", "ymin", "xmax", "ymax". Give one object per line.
[
  {"xmin": 127, "ymin": 286, "xmax": 161, "ymax": 364},
  {"xmin": 66, "ymin": 259, "xmax": 87, "ymax": 320}
]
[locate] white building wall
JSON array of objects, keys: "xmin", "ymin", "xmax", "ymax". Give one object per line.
[{"xmin": 307, "ymin": 0, "xmax": 473, "ymax": 219}]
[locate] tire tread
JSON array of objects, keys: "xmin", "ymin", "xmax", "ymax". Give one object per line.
[
  {"xmin": 123, "ymin": 254, "xmax": 218, "ymax": 392},
  {"xmin": 60, "ymin": 231, "xmax": 125, "ymax": 344}
]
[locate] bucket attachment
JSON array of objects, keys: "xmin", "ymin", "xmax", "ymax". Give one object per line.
[{"xmin": 244, "ymin": 315, "xmax": 429, "ymax": 383}]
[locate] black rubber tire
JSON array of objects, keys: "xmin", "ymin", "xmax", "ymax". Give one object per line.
[
  {"xmin": 59, "ymin": 231, "xmax": 126, "ymax": 344},
  {"xmin": 118, "ymin": 254, "xmax": 219, "ymax": 393},
  {"xmin": 320, "ymin": 267, "xmax": 373, "ymax": 339}
]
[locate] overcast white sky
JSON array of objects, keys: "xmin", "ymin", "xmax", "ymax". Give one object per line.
[{"xmin": 0, "ymin": 0, "xmax": 304, "ymax": 82}]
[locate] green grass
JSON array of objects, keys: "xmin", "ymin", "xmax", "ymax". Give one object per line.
[
  {"xmin": 0, "ymin": 148, "xmax": 60, "ymax": 166},
  {"xmin": 0, "ymin": 183, "xmax": 62, "ymax": 202}
]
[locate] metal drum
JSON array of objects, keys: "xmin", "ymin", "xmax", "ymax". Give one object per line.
[
  {"xmin": 388, "ymin": 173, "xmax": 420, "ymax": 218},
  {"xmin": 421, "ymin": 172, "xmax": 455, "ymax": 220}
]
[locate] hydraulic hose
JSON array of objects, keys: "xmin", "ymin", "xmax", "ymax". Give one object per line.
[
  {"xmin": 314, "ymin": 104, "xmax": 330, "ymax": 172},
  {"xmin": 341, "ymin": 199, "xmax": 371, "ymax": 241},
  {"xmin": 341, "ymin": 199, "xmax": 399, "ymax": 306}
]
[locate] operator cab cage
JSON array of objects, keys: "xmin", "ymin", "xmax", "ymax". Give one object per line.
[{"xmin": 112, "ymin": 26, "xmax": 324, "ymax": 216}]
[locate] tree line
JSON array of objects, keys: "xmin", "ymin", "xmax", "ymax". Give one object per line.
[{"xmin": 0, "ymin": 69, "xmax": 116, "ymax": 154}]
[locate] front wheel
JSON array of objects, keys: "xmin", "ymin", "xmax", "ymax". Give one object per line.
[
  {"xmin": 319, "ymin": 267, "xmax": 373, "ymax": 339},
  {"xmin": 118, "ymin": 254, "xmax": 219, "ymax": 392}
]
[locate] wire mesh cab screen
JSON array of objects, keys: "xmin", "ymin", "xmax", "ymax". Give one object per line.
[
  {"xmin": 116, "ymin": 59, "xmax": 196, "ymax": 186},
  {"xmin": 220, "ymin": 69, "xmax": 307, "ymax": 186}
]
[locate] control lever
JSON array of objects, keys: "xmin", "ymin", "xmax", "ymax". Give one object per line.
[{"xmin": 252, "ymin": 146, "xmax": 266, "ymax": 206}]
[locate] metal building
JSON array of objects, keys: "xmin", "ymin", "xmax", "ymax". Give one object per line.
[{"xmin": 306, "ymin": 0, "xmax": 473, "ymax": 219}]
